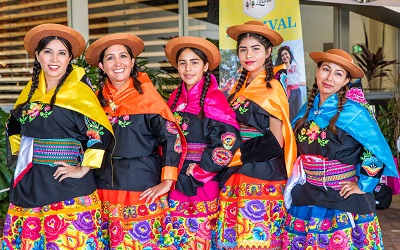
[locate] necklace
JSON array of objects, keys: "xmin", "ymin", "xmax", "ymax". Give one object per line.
[{"xmin": 109, "ymin": 99, "xmax": 117, "ymax": 112}]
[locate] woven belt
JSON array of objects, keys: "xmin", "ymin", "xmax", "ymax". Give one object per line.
[{"xmin": 32, "ymin": 138, "xmax": 83, "ymax": 166}]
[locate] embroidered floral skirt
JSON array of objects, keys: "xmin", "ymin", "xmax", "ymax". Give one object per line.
[
  {"xmin": 98, "ymin": 189, "xmax": 173, "ymax": 250},
  {"xmin": 168, "ymin": 181, "xmax": 220, "ymax": 250},
  {"xmin": 282, "ymin": 205, "xmax": 383, "ymax": 249},
  {"xmin": 2, "ymin": 191, "xmax": 103, "ymax": 250},
  {"xmin": 216, "ymin": 174, "xmax": 287, "ymax": 249}
]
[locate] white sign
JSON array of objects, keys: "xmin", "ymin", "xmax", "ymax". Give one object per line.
[{"xmin": 243, "ymin": 0, "xmax": 275, "ymax": 19}]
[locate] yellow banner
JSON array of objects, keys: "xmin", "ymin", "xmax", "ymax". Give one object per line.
[{"xmin": 219, "ymin": 0, "xmax": 307, "ymax": 120}]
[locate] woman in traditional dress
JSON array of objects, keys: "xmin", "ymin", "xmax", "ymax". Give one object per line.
[
  {"xmin": 3, "ymin": 23, "xmax": 114, "ymax": 249},
  {"xmin": 85, "ymin": 33, "xmax": 186, "ymax": 249},
  {"xmin": 216, "ymin": 21, "xmax": 297, "ymax": 249},
  {"xmin": 283, "ymin": 49, "xmax": 399, "ymax": 249},
  {"xmin": 164, "ymin": 36, "xmax": 241, "ymax": 249}
]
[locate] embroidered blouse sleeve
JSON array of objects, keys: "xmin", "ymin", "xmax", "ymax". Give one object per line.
[
  {"xmin": 76, "ymin": 114, "xmax": 113, "ymax": 169},
  {"xmin": 357, "ymin": 148, "xmax": 384, "ymax": 193},
  {"xmin": 149, "ymin": 114, "xmax": 182, "ymax": 182},
  {"xmin": 191, "ymin": 119, "xmax": 241, "ymax": 183}
]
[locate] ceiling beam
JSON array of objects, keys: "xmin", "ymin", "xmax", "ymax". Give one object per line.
[{"xmin": 300, "ymin": 0, "xmax": 400, "ymax": 28}]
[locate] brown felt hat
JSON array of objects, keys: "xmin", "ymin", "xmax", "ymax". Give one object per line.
[
  {"xmin": 164, "ymin": 36, "xmax": 221, "ymax": 70},
  {"xmin": 85, "ymin": 33, "xmax": 144, "ymax": 66},
  {"xmin": 24, "ymin": 23, "xmax": 86, "ymax": 59},
  {"xmin": 310, "ymin": 49, "xmax": 364, "ymax": 78},
  {"xmin": 227, "ymin": 21, "xmax": 284, "ymax": 46}
]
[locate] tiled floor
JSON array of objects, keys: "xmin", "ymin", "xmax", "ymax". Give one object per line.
[{"xmin": 377, "ymin": 194, "xmax": 400, "ymax": 249}]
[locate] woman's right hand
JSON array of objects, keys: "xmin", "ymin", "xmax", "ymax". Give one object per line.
[{"xmin": 139, "ymin": 179, "xmax": 173, "ymax": 204}]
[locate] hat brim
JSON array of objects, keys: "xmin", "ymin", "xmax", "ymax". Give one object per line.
[
  {"xmin": 24, "ymin": 23, "xmax": 86, "ymax": 59},
  {"xmin": 85, "ymin": 33, "xmax": 144, "ymax": 66},
  {"xmin": 310, "ymin": 52, "xmax": 364, "ymax": 78},
  {"xmin": 165, "ymin": 36, "xmax": 221, "ymax": 71},
  {"xmin": 227, "ymin": 24, "xmax": 283, "ymax": 46}
]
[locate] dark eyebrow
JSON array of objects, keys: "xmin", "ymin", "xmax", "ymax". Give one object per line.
[
  {"xmin": 178, "ymin": 58, "xmax": 200, "ymax": 62},
  {"xmin": 321, "ymin": 62, "xmax": 345, "ymax": 73},
  {"xmin": 239, "ymin": 44, "xmax": 261, "ymax": 48}
]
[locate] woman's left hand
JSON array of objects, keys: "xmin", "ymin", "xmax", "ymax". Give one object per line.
[
  {"xmin": 53, "ymin": 161, "xmax": 91, "ymax": 182},
  {"xmin": 139, "ymin": 179, "xmax": 173, "ymax": 204},
  {"xmin": 339, "ymin": 181, "xmax": 365, "ymax": 199},
  {"xmin": 186, "ymin": 163, "xmax": 197, "ymax": 176}
]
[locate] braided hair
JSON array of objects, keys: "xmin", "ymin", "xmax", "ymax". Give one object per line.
[
  {"xmin": 16, "ymin": 36, "xmax": 74, "ymax": 110},
  {"xmin": 227, "ymin": 32, "xmax": 274, "ymax": 103},
  {"xmin": 293, "ymin": 62, "xmax": 350, "ymax": 134},
  {"xmin": 97, "ymin": 45, "xmax": 143, "ymax": 107},
  {"xmin": 170, "ymin": 47, "xmax": 211, "ymax": 120}
]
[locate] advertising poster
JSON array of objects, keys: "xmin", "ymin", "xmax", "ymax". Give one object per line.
[{"xmin": 219, "ymin": 0, "xmax": 307, "ymax": 119}]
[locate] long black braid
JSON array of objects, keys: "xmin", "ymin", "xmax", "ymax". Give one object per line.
[
  {"xmin": 170, "ymin": 82, "xmax": 183, "ymax": 111},
  {"xmin": 170, "ymin": 47, "xmax": 211, "ymax": 120},
  {"xmin": 16, "ymin": 36, "xmax": 74, "ymax": 110},
  {"xmin": 97, "ymin": 45, "xmax": 143, "ymax": 107},
  {"xmin": 227, "ymin": 32, "xmax": 274, "ymax": 103},
  {"xmin": 293, "ymin": 62, "xmax": 350, "ymax": 134},
  {"xmin": 293, "ymin": 82, "xmax": 319, "ymax": 134}
]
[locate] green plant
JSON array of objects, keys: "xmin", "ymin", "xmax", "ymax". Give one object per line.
[
  {"xmin": 136, "ymin": 57, "xmax": 178, "ymax": 100},
  {"xmin": 74, "ymin": 44, "xmax": 100, "ymax": 90},
  {"xmin": 352, "ymin": 44, "xmax": 398, "ymax": 90},
  {"xmin": 0, "ymin": 107, "xmax": 13, "ymax": 214},
  {"xmin": 377, "ymin": 76, "xmax": 400, "ymax": 163}
]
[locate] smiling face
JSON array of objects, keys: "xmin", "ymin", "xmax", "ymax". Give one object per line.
[
  {"xmin": 35, "ymin": 39, "xmax": 72, "ymax": 87},
  {"xmin": 237, "ymin": 36, "xmax": 271, "ymax": 79},
  {"xmin": 177, "ymin": 48, "xmax": 209, "ymax": 91},
  {"xmin": 280, "ymin": 49, "xmax": 291, "ymax": 64},
  {"xmin": 316, "ymin": 62, "xmax": 350, "ymax": 104},
  {"xmin": 99, "ymin": 44, "xmax": 135, "ymax": 89}
]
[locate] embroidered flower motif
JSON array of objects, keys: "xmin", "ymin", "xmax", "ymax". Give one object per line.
[
  {"xmin": 346, "ymin": 88, "xmax": 367, "ymax": 104},
  {"xmin": 109, "ymin": 221, "xmax": 124, "ymax": 248},
  {"xmin": 225, "ymin": 203, "xmax": 238, "ymax": 227},
  {"xmin": 174, "ymin": 112, "xmax": 189, "ymax": 136},
  {"xmin": 129, "ymin": 221, "xmax": 152, "ymax": 243},
  {"xmin": 352, "ymin": 224, "xmax": 366, "ymax": 248},
  {"xmin": 240, "ymin": 200, "xmax": 266, "ymax": 222},
  {"xmin": 44, "ymin": 215, "xmax": 68, "ymax": 241},
  {"xmin": 85, "ymin": 117, "xmax": 104, "ymax": 147},
  {"xmin": 221, "ymin": 132, "xmax": 236, "ymax": 150},
  {"xmin": 40, "ymin": 105, "xmax": 53, "ymax": 118},
  {"xmin": 291, "ymin": 235, "xmax": 306, "ymax": 249},
  {"xmin": 328, "ymin": 230, "xmax": 349, "ymax": 250},
  {"xmin": 298, "ymin": 121, "xmax": 329, "ymax": 146},
  {"xmin": 45, "ymin": 242, "xmax": 60, "ymax": 250},
  {"xmin": 186, "ymin": 218, "xmax": 199, "ymax": 233},
  {"xmin": 318, "ymin": 234, "xmax": 329, "ymax": 248},
  {"xmin": 72, "ymin": 211, "xmax": 95, "ymax": 234},
  {"xmin": 20, "ymin": 102, "xmax": 54, "ymax": 124},
  {"xmin": 253, "ymin": 226, "xmax": 268, "ymax": 241},
  {"xmin": 108, "ymin": 115, "xmax": 119, "ymax": 125},
  {"xmin": 118, "ymin": 115, "xmax": 131, "ymax": 127},
  {"xmin": 246, "ymin": 183, "xmax": 262, "ymax": 196},
  {"xmin": 175, "ymin": 103, "xmax": 187, "ymax": 112},
  {"xmin": 223, "ymin": 228, "xmax": 236, "ymax": 243},
  {"xmin": 238, "ymin": 101, "xmax": 250, "ymax": 114},
  {"xmin": 212, "ymin": 147, "xmax": 233, "ymax": 166},
  {"xmin": 174, "ymin": 135, "xmax": 182, "ymax": 153},
  {"xmin": 166, "ymin": 121, "xmax": 179, "ymax": 134},
  {"xmin": 22, "ymin": 217, "xmax": 42, "ymax": 240},
  {"xmin": 231, "ymin": 97, "xmax": 243, "ymax": 111},
  {"xmin": 320, "ymin": 219, "xmax": 332, "ymax": 231},
  {"xmin": 361, "ymin": 149, "xmax": 383, "ymax": 176}
]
